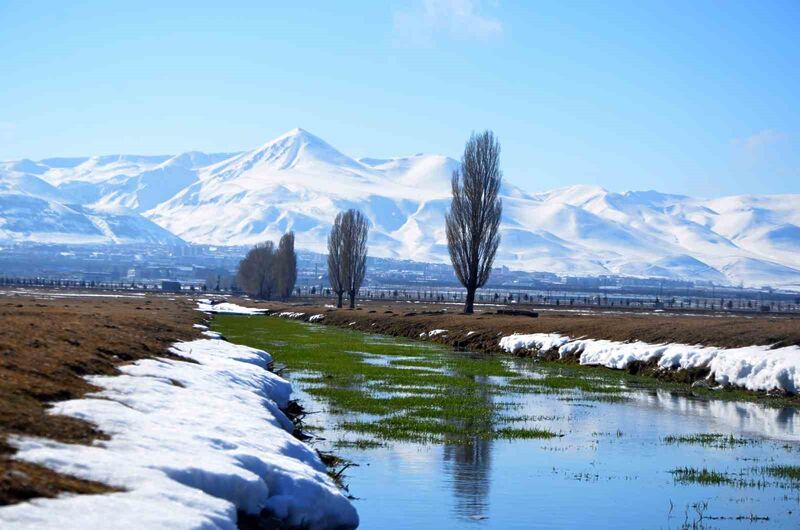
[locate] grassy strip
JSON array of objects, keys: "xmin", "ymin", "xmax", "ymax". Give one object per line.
[
  {"xmin": 670, "ymin": 467, "xmax": 732, "ymax": 486},
  {"xmin": 213, "ymin": 315, "xmax": 567, "ymax": 445},
  {"xmin": 763, "ymin": 465, "xmax": 800, "ymax": 481},
  {"xmin": 663, "ymin": 433, "xmax": 751, "ymax": 448},
  {"xmin": 509, "ymin": 375, "xmax": 624, "ymax": 394}
]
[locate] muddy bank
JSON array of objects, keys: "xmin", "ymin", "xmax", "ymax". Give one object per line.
[
  {"xmin": 238, "ymin": 298, "xmax": 800, "ymax": 403},
  {"xmin": 240, "ymin": 299, "xmax": 800, "ymax": 349},
  {"xmin": 0, "ymin": 293, "xmax": 202, "ymax": 505}
]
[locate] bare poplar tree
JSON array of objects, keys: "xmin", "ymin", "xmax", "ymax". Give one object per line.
[
  {"xmin": 342, "ymin": 209, "xmax": 369, "ymax": 309},
  {"xmin": 327, "ymin": 213, "xmax": 346, "ymax": 308},
  {"xmin": 276, "ymin": 232, "xmax": 297, "ymax": 301},
  {"xmin": 327, "ymin": 209, "xmax": 369, "ymax": 309},
  {"xmin": 445, "ymin": 130, "xmax": 503, "ymax": 314}
]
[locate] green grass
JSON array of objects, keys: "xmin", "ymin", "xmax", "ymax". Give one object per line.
[
  {"xmin": 663, "ymin": 433, "xmax": 751, "ymax": 448},
  {"xmin": 763, "ymin": 465, "xmax": 800, "ymax": 481},
  {"xmin": 670, "ymin": 467, "xmax": 732, "ymax": 486},
  {"xmin": 333, "ymin": 439, "xmax": 385, "ymax": 450},
  {"xmin": 495, "ymin": 427, "xmax": 562, "ymax": 439},
  {"xmin": 510, "ymin": 375, "xmax": 625, "ymax": 394},
  {"xmin": 212, "ymin": 314, "xmax": 569, "ymax": 445}
]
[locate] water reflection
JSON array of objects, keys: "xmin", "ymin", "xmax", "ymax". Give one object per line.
[
  {"xmin": 631, "ymin": 389, "xmax": 800, "ymax": 441},
  {"xmin": 442, "ymin": 375, "xmax": 493, "ymax": 520},
  {"xmin": 443, "ymin": 438, "xmax": 492, "ymax": 519},
  {"xmin": 231, "ymin": 319, "xmax": 800, "ymax": 529}
]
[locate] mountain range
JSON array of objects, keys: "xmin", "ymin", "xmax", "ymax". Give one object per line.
[{"xmin": 2, "ymin": 128, "xmax": 799, "ymax": 289}]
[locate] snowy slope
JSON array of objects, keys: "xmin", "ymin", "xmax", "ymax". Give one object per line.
[
  {"xmin": 0, "ymin": 170, "xmax": 183, "ymax": 245},
  {"xmin": 2, "ymin": 128, "xmax": 799, "ymax": 288}
]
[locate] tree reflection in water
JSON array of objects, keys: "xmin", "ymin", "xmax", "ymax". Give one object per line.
[{"xmin": 442, "ymin": 374, "xmax": 493, "ymax": 520}]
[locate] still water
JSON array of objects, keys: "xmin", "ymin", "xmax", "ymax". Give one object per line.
[{"xmin": 215, "ymin": 316, "xmax": 800, "ymax": 529}]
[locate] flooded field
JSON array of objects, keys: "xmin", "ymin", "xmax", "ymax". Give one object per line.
[{"xmin": 214, "ymin": 315, "xmax": 800, "ymax": 529}]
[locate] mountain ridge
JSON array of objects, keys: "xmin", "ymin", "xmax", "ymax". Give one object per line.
[{"xmin": 1, "ymin": 128, "xmax": 799, "ymax": 289}]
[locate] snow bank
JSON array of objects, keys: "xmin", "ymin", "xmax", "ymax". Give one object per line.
[
  {"xmin": 278, "ymin": 311, "xmax": 305, "ymax": 319},
  {"xmin": 0, "ymin": 338, "xmax": 358, "ymax": 529},
  {"xmin": 499, "ymin": 333, "xmax": 571, "ymax": 355},
  {"xmin": 499, "ymin": 333, "xmax": 800, "ymax": 394},
  {"xmin": 196, "ymin": 299, "xmax": 267, "ymax": 315},
  {"xmin": 309, "ymin": 314, "xmax": 325, "ymax": 322}
]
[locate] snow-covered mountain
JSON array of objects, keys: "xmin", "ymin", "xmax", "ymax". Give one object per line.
[
  {"xmin": 2, "ymin": 128, "xmax": 799, "ymax": 288},
  {"xmin": 0, "ymin": 169, "xmax": 183, "ymax": 245}
]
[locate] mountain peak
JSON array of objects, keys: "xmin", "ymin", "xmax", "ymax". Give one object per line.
[
  {"xmin": 247, "ymin": 128, "xmax": 361, "ymax": 171},
  {"xmin": 274, "ymin": 127, "xmax": 322, "ymax": 143}
]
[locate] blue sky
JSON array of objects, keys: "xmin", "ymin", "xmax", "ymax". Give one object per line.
[{"xmin": 1, "ymin": 0, "xmax": 798, "ymax": 196}]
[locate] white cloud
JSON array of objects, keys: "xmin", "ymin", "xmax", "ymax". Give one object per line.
[
  {"xmin": 393, "ymin": 0, "xmax": 503, "ymax": 45},
  {"xmin": 734, "ymin": 129, "xmax": 787, "ymax": 158}
]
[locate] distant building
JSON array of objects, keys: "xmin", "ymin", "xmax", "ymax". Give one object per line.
[{"xmin": 161, "ymin": 280, "xmax": 182, "ymax": 292}]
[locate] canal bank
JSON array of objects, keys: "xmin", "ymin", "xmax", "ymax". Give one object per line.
[
  {"xmin": 221, "ymin": 298, "xmax": 800, "ymax": 405},
  {"xmin": 212, "ymin": 313, "xmax": 800, "ymax": 530}
]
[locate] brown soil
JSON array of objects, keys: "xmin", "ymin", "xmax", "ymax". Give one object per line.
[
  {"xmin": 238, "ymin": 298, "xmax": 800, "ymax": 351},
  {"xmin": 0, "ymin": 292, "xmax": 203, "ymax": 506}
]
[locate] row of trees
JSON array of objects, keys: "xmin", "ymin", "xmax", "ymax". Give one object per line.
[
  {"xmin": 236, "ymin": 232, "xmax": 297, "ymax": 300},
  {"xmin": 235, "ymin": 209, "xmax": 371, "ymax": 307},
  {"xmin": 322, "ymin": 130, "xmax": 501, "ymax": 313},
  {"xmin": 237, "ymin": 130, "xmax": 501, "ymax": 314}
]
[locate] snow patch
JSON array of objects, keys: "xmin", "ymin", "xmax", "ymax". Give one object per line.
[
  {"xmin": 278, "ymin": 312, "xmax": 305, "ymax": 319},
  {"xmin": 499, "ymin": 333, "xmax": 800, "ymax": 394},
  {"xmin": 0, "ymin": 338, "xmax": 358, "ymax": 529},
  {"xmin": 308, "ymin": 314, "xmax": 325, "ymax": 322},
  {"xmin": 197, "ymin": 299, "xmax": 267, "ymax": 315}
]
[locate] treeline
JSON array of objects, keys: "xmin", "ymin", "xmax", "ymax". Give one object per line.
[
  {"xmin": 237, "ymin": 130, "xmax": 502, "ymax": 313},
  {"xmin": 236, "ymin": 232, "xmax": 297, "ymax": 300},
  {"xmin": 236, "ymin": 208, "xmax": 372, "ymax": 308}
]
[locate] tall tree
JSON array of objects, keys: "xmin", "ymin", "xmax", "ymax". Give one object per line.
[
  {"xmin": 327, "ymin": 213, "xmax": 346, "ymax": 308},
  {"xmin": 327, "ymin": 209, "xmax": 369, "ymax": 309},
  {"xmin": 445, "ymin": 130, "xmax": 503, "ymax": 314},
  {"xmin": 236, "ymin": 241, "xmax": 276, "ymax": 299},
  {"xmin": 342, "ymin": 209, "xmax": 369, "ymax": 309},
  {"xmin": 276, "ymin": 232, "xmax": 297, "ymax": 301}
]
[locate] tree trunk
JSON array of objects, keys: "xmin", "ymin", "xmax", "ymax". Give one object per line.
[
  {"xmin": 464, "ymin": 287, "xmax": 476, "ymax": 314},
  {"xmin": 349, "ymin": 291, "xmax": 356, "ymax": 309},
  {"xmin": 336, "ymin": 291, "xmax": 343, "ymax": 308}
]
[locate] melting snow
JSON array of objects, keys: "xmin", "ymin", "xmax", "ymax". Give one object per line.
[
  {"xmin": 499, "ymin": 333, "xmax": 800, "ymax": 394},
  {"xmin": 196, "ymin": 299, "xmax": 267, "ymax": 315},
  {"xmin": 278, "ymin": 312, "xmax": 305, "ymax": 319},
  {"xmin": 0, "ymin": 338, "xmax": 358, "ymax": 529}
]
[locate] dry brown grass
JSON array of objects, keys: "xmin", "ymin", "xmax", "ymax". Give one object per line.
[
  {"xmin": 0, "ymin": 292, "xmax": 203, "ymax": 505},
  {"xmin": 239, "ymin": 298, "xmax": 800, "ymax": 350}
]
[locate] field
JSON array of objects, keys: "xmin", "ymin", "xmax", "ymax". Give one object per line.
[
  {"xmin": 0, "ymin": 291, "xmax": 201, "ymax": 504},
  {"xmin": 2, "ymin": 290, "xmax": 799, "ymax": 509},
  {"xmin": 228, "ymin": 297, "xmax": 800, "ymax": 350}
]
